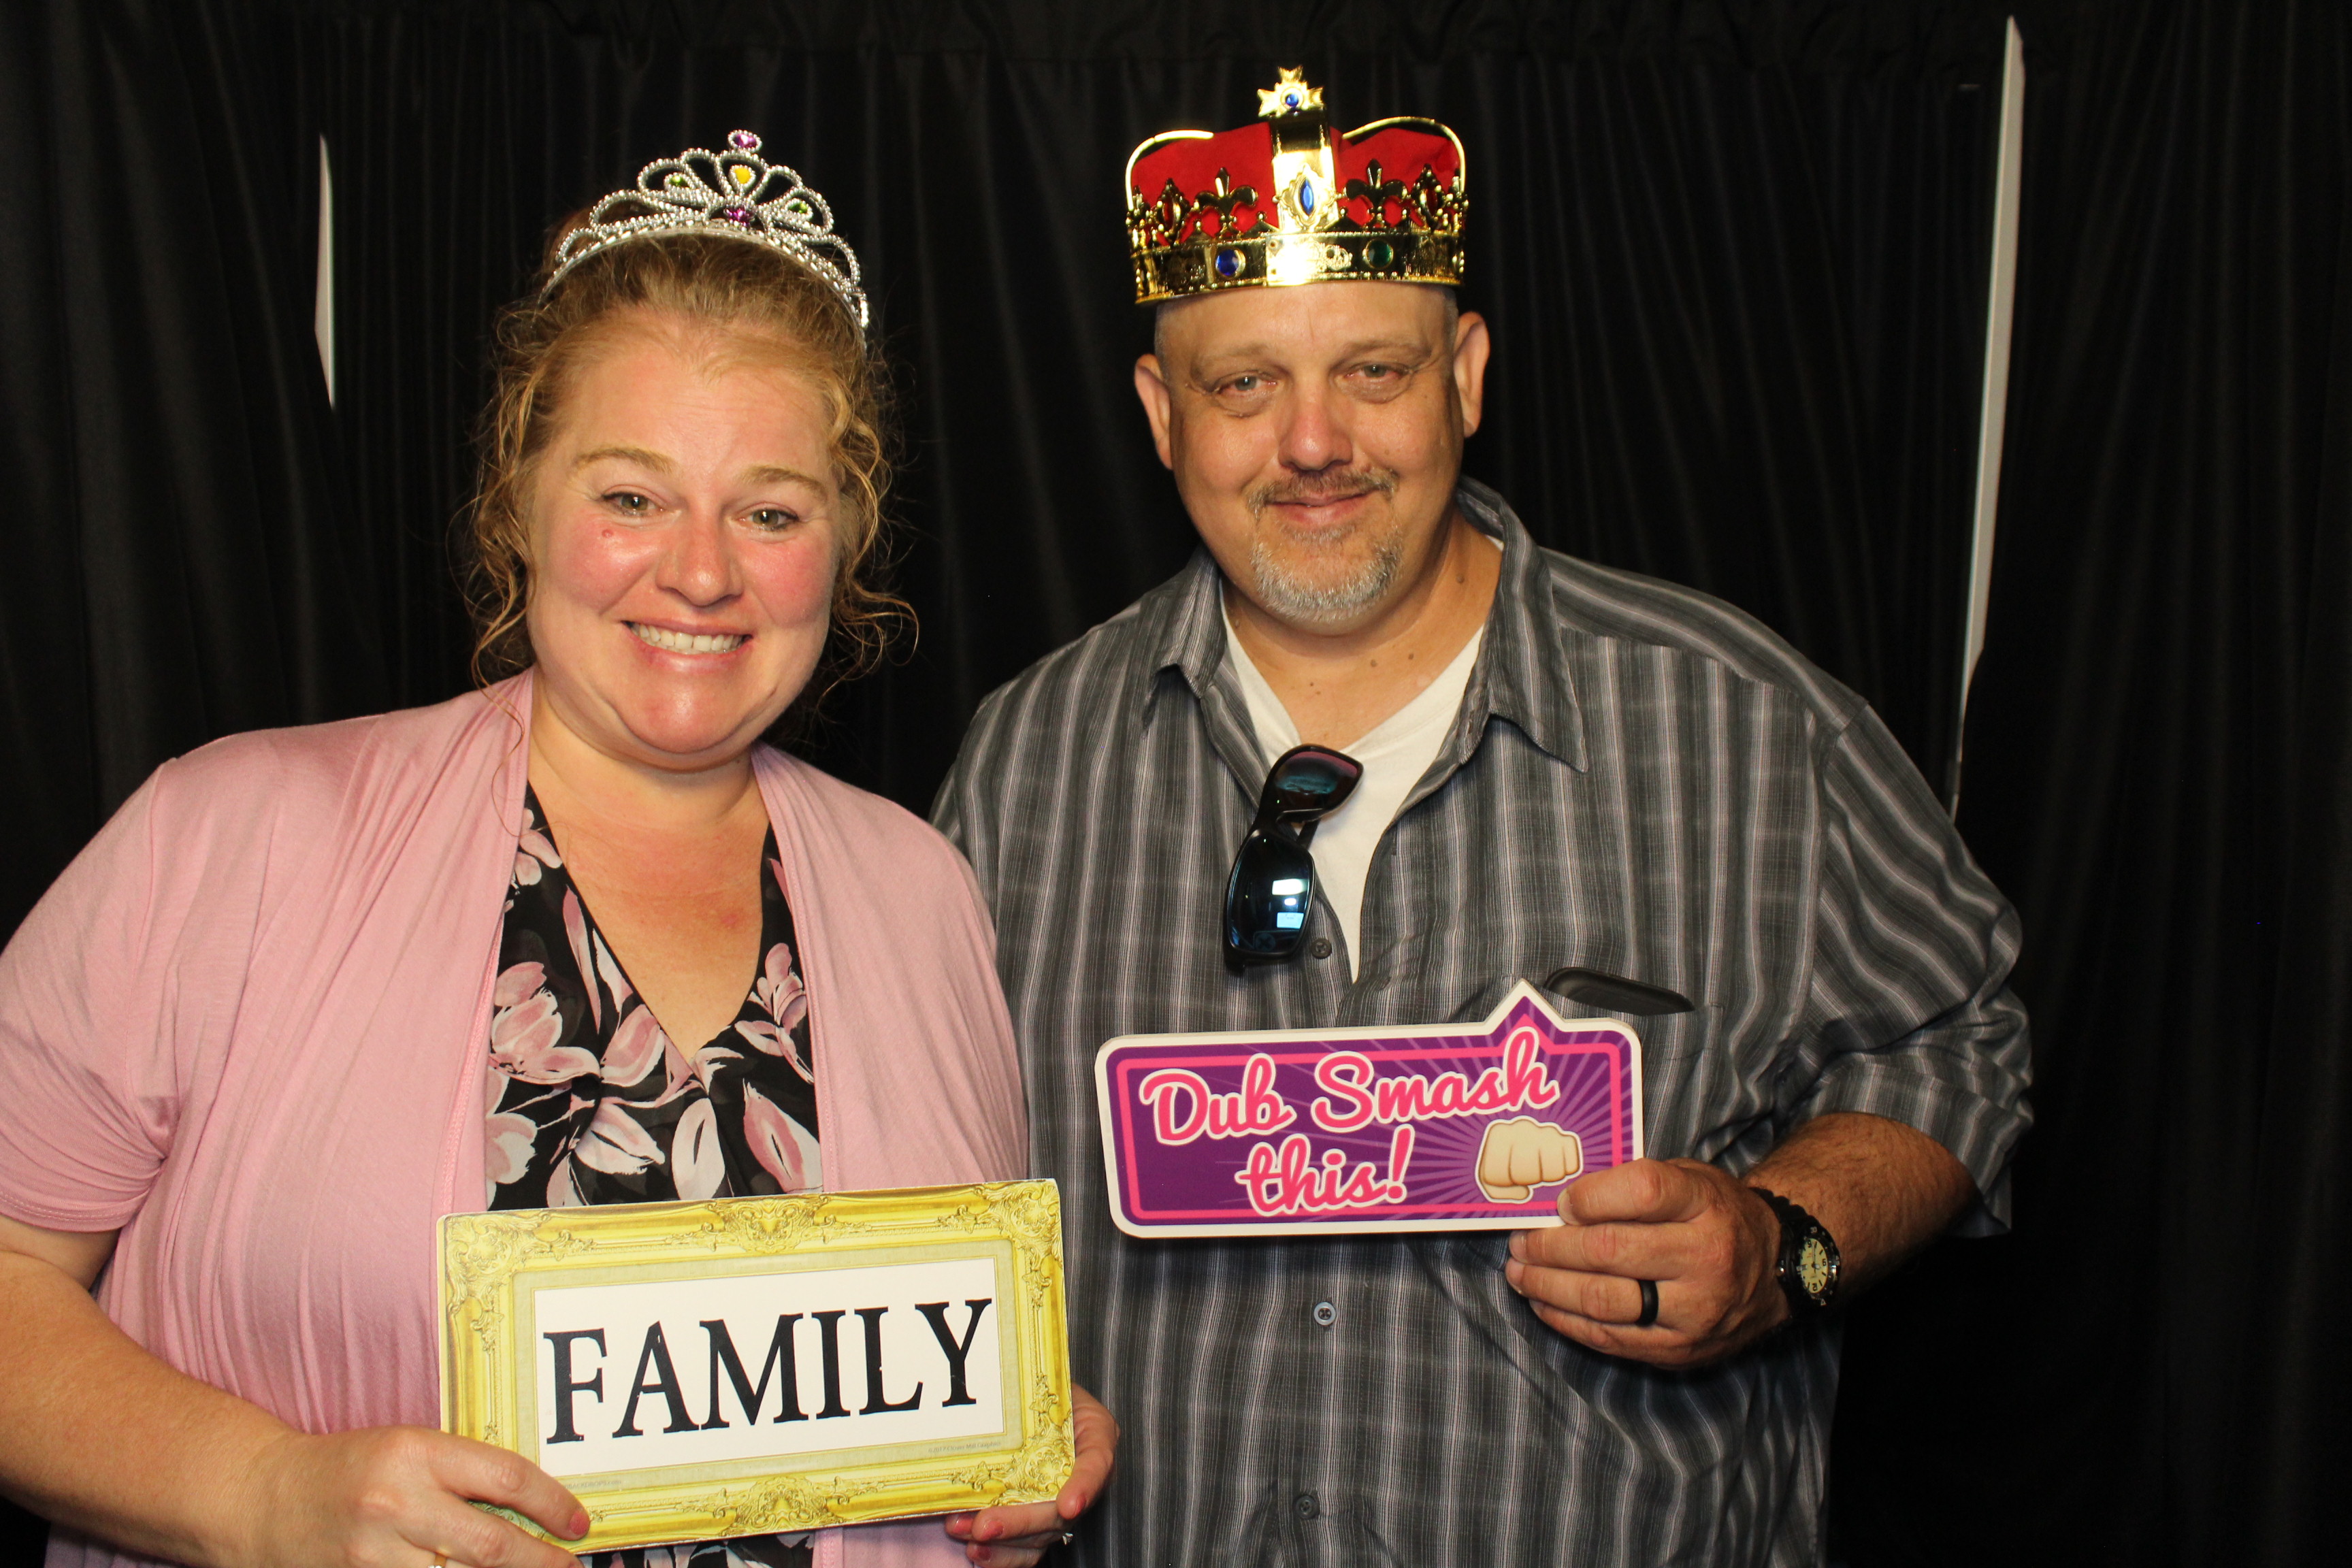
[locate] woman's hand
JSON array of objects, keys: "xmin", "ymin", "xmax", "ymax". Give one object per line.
[
  {"xmin": 0, "ymin": 1215, "xmax": 589, "ymax": 1568},
  {"xmin": 941, "ymin": 1384, "xmax": 1117, "ymax": 1566},
  {"xmin": 241, "ymin": 1425, "xmax": 589, "ymax": 1568}
]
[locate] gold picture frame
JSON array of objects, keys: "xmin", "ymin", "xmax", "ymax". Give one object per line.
[{"xmin": 438, "ymin": 1180, "xmax": 1072, "ymax": 1552}]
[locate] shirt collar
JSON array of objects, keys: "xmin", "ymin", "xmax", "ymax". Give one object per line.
[
  {"xmin": 1134, "ymin": 477, "xmax": 1589, "ymax": 775},
  {"xmin": 1455, "ymin": 478, "xmax": 1589, "ymax": 772},
  {"xmin": 1137, "ymin": 547, "xmax": 1230, "ymax": 713}
]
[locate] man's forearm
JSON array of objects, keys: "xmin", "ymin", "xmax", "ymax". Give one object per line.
[{"xmin": 1741, "ymin": 1111, "xmax": 1976, "ymax": 1295}]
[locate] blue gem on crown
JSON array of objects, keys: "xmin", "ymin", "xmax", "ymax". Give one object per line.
[
  {"xmin": 1257, "ymin": 67, "xmax": 1324, "ymax": 120},
  {"xmin": 544, "ymin": 130, "xmax": 868, "ymax": 328}
]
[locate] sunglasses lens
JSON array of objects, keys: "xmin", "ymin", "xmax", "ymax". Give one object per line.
[
  {"xmin": 1263, "ymin": 750, "xmax": 1361, "ymax": 816},
  {"xmin": 1224, "ymin": 830, "xmax": 1316, "ymax": 958}
]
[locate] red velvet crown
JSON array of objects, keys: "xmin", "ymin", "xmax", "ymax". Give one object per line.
[{"xmin": 1125, "ymin": 69, "xmax": 1467, "ymax": 304}]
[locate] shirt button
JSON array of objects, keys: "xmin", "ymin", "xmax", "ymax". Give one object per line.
[
  {"xmin": 1310, "ymin": 936, "xmax": 1333, "ymax": 960},
  {"xmin": 1311, "ymin": 1300, "xmax": 1337, "ymax": 1328},
  {"xmin": 1294, "ymin": 1492, "xmax": 1321, "ymax": 1520}
]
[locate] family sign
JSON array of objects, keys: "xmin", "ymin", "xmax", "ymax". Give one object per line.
[
  {"xmin": 438, "ymin": 1182, "xmax": 1073, "ymax": 1552},
  {"xmin": 1094, "ymin": 981, "xmax": 1645, "ymax": 1237}
]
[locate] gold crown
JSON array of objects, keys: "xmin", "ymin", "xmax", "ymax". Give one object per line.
[{"xmin": 1124, "ymin": 69, "xmax": 1467, "ymax": 304}]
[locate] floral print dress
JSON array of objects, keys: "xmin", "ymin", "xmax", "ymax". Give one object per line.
[{"xmin": 485, "ymin": 788, "xmax": 821, "ymax": 1568}]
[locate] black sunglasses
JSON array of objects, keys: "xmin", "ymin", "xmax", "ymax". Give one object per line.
[{"xmin": 1224, "ymin": 744, "xmax": 1364, "ymax": 962}]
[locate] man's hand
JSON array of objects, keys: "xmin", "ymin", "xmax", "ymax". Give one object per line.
[
  {"xmin": 1503, "ymin": 1158, "xmax": 1786, "ymax": 1368},
  {"xmin": 941, "ymin": 1382, "xmax": 1118, "ymax": 1565},
  {"xmin": 1503, "ymin": 1114, "xmax": 1979, "ymax": 1369}
]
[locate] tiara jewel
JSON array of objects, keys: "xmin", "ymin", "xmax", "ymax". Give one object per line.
[{"xmin": 544, "ymin": 130, "xmax": 868, "ymax": 329}]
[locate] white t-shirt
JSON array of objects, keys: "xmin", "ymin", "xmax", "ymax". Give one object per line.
[{"xmin": 1224, "ymin": 600, "xmax": 1484, "ymax": 979}]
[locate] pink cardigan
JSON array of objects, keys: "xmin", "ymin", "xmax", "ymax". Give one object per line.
[{"xmin": 0, "ymin": 678, "xmax": 1028, "ymax": 1568}]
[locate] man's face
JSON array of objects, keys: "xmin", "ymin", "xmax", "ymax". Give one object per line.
[{"xmin": 1135, "ymin": 282, "xmax": 1488, "ymax": 635}]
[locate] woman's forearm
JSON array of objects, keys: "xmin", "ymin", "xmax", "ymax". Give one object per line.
[
  {"xmin": 0, "ymin": 1235, "xmax": 587, "ymax": 1568},
  {"xmin": 0, "ymin": 1244, "xmax": 291, "ymax": 1566}
]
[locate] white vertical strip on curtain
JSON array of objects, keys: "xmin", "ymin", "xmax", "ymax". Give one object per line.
[
  {"xmin": 1951, "ymin": 17, "xmax": 2026, "ymax": 812},
  {"xmin": 314, "ymin": 135, "xmax": 336, "ymax": 406}
]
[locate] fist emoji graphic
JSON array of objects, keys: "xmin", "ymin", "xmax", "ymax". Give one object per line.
[{"xmin": 1475, "ymin": 1116, "xmax": 1584, "ymax": 1203}]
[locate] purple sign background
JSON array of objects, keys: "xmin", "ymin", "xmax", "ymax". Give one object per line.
[{"xmin": 1094, "ymin": 982, "xmax": 1644, "ymax": 1237}]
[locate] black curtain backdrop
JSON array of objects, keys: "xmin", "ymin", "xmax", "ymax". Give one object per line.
[
  {"xmin": 1, "ymin": 2, "xmax": 2346, "ymax": 1566},
  {"xmin": 0, "ymin": 0, "xmax": 376, "ymax": 961},
  {"xmin": 2, "ymin": 0, "xmax": 2015, "ymax": 941},
  {"xmin": 1835, "ymin": 3, "xmax": 2352, "ymax": 1565},
  {"xmin": 297, "ymin": 0, "xmax": 2003, "ymax": 821}
]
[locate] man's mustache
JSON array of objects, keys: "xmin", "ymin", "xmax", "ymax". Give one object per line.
[{"xmin": 1248, "ymin": 468, "xmax": 1400, "ymax": 514}]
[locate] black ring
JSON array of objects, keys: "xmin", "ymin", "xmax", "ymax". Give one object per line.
[{"xmin": 1635, "ymin": 1278, "xmax": 1660, "ymax": 1329}]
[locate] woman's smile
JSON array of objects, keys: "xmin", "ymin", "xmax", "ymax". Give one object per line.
[{"xmin": 627, "ymin": 622, "xmax": 749, "ymax": 655}]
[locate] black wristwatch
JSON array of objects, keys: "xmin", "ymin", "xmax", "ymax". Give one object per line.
[{"xmin": 1750, "ymin": 1187, "xmax": 1841, "ymax": 1318}]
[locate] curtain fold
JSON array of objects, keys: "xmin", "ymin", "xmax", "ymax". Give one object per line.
[
  {"xmin": 1832, "ymin": 3, "xmax": 2352, "ymax": 1563},
  {"xmin": 0, "ymin": 0, "xmax": 379, "ymax": 940}
]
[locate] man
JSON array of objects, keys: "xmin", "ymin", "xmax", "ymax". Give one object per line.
[{"xmin": 934, "ymin": 71, "xmax": 2029, "ymax": 1567}]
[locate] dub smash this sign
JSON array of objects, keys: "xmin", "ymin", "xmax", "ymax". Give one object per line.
[{"xmin": 1095, "ymin": 982, "xmax": 1644, "ymax": 1237}]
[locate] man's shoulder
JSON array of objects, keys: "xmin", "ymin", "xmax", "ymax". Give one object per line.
[
  {"xmin": 1534, "ymin": 546, "xmax": 1870, "ymax": 731},
  {"xmin": 993, "ymin": 595, "xmax": 1159, "ymax": 700}
]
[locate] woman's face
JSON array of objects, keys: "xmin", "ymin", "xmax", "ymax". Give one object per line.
[{"xmin": 523, "ymin": 314, "xmax": 842, "ymax": 775}]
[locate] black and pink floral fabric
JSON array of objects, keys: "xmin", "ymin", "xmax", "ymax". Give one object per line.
[{"xmin": 484, "ymin": 789, "xmax": 823, "ymax": 1211}]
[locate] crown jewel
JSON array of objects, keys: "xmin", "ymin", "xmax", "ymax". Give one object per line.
[
  {"xmin": 545, "ymin": 131, "xmax": 868, "ymax": 328},
  {"xmin": 1256, "ymin": 66, "xmax": 1325, "ymax": 118},
  {"xmin": 1125, "ymin": 71, "xmax": 1466, "ymax": 304}
]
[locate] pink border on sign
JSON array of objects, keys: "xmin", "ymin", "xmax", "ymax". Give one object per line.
[{"xmin": 1108, "ymin": 1032, "xmax": 1629, "ymax": 1224}]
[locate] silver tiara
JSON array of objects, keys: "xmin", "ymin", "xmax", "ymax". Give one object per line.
[{"xmin": 544, "ymin": 130, "xmax": 868, "ymax": 329}]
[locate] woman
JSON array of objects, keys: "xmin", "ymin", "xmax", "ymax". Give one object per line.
[{"xmin": 0, "ymin": 135, "xmax": 1111, "ymax": 1568}]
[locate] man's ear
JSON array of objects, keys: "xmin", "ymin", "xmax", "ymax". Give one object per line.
[
  {"xmin": 1133, "ymin": 355, "xmax": 1177, "ymax": 470},
  {"xmin": 1450, "ymin": 312, "xmax": 1493, "ymax": 438}
]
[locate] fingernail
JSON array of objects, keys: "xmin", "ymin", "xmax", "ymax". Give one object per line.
[
  {"xmin": 569, "ymin": 1510, "xmax": 590, "ymax": 1538},
  {"xmin": 1503, "ymin": 1257, "xmax": 1524, "ymax": 1289}
]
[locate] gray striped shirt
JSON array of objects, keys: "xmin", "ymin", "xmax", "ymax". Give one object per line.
[{"xmin": 934, "ymin": 480, "xmax": 2030, "ymax": 1568}]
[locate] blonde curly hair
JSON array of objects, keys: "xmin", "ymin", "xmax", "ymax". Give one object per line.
[{"xmin": 466, "ymin": 230, "xmax": 905, "ymax": 710}]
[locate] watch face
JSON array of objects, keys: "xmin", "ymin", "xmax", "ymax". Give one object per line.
[{"xmin": 1797, "ymin": 1236, "xmax": 1833, "ymax": 1299}]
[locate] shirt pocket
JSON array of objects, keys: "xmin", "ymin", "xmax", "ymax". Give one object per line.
[{"xmin": 1539, "ymin": 1000, "xmax": 1744, "ymax": 1161}]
